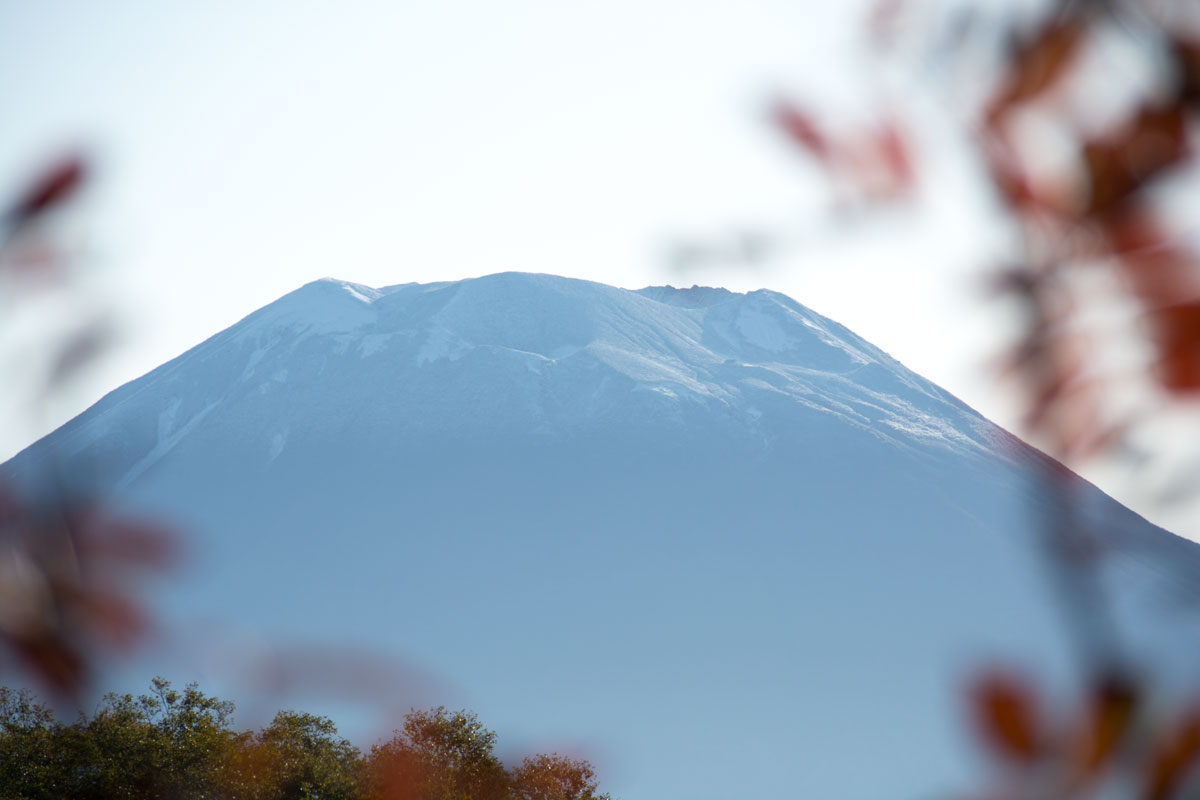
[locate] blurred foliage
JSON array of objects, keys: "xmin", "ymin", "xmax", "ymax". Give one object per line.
[
  {"xmin": 0, "ymin": 157, "xmax": 178, "ymax": 701},
  {"xmin": 0, "ymin": 679, "xmax": 609, "ymax": 800},
  {"xmin": 772, "ymin": 0, "xmax": 1200, "ymax": 797}
]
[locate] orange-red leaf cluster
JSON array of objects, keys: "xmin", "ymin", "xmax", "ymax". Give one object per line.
[
  {"xmin": 965, "ymin": 668, "xmax": 1200, "ymax": 799},
  {"xmin": 970, "ymin": 671, "xmax": 1043, "ymax": 763},
  {"xmin": 773, "ymin": 101, "xmax": 915, "ymax": 204}
]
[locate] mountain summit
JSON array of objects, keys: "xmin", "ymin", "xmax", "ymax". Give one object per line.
[
  {"xmin": 7, "ymin": 272, "xmax": 1200, "ymax": 800},
  {"xmin": 26, "ymin": 272, "xmax": 1000, "ymax": 487}
]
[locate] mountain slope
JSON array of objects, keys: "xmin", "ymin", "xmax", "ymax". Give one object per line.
[
  {"xmin": 22, "ymin": 273, "xmax": 1004, "ymax": 485},
  {"xmin": 7, "ymin": 272, "xmax": 1200, "ymax": 800}
]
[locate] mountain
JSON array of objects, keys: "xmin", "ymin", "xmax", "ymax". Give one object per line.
[{"xmin": 7, "ymin": 272, "xmax": 1200, "ymax": 800}]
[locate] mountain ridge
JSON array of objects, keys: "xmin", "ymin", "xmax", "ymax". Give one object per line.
[
  {"xmin": 13, "ymin": 272, "xmax": 1009, "ymax": 495},
  {"xmin": 5, "ymin": 271, "xmax": 1199, "ymax": 800}
]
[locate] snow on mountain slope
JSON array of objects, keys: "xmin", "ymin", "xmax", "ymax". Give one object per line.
[
  {"xmin": 20, "ymin": 273, "xmax": 1003, "ymax": 490},
  {"xmin": 6, "ymin": 272, "xmax": 1200, "ymax": 800}
]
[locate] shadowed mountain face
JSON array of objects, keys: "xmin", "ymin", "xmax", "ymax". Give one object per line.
[{"xmin": 7, "ymin": 272, "xmax": 1200, "ymax": 800}]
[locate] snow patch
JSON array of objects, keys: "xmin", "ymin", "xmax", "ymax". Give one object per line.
[
  {"xmin": 240, "ymin": 346, "xmax": 269, "ymax": 380},
  {"xmin": 157, "ymin": 397, "xmax": 181, "ymax": 441},
  {"xmin": 342, "ymin": 285, "xmax": 375, "ymax": 304},
  {"xmin": 550, "ymin": 344, "xmax": 582, "ymax": 361},
  {"xmin": 358, "ymin": 334, "xmax": 393, "ymax": 358},
  {"xmin": 587, "ymin": 343, "xmax": 709, "ymax": 395},
  {"xmin": 735, "ymin": 305, "xmax": 793, "ymax": 353},
  {"xmin": 116, "ymin": 400, "xmax": 218, "ymax": 490},
  {"xmin": 268, "ymin": 430, "xmax": 288, "ymax": 462},
  {"xmin": 417, "ymin": 327, "xmax": 473, "ymax": 366},
  {"xmin": 257, "ymin": 368, "xmax": 289, "ymax": 396},
  {"xmin": 245, "ymin": 279, "xmax": 378, "ymax": 337}
]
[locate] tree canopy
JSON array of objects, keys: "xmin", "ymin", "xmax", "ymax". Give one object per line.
[{"xmin": 0, "ymin": 679, "xmax": 609, "ymax": 800}]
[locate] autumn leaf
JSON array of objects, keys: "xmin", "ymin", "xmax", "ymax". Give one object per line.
[
  {"xmin": 970, "ymin": 671, "xmax": 1044, "ymax": 763},
  {"xmin": 3, "ymin": 155, "xmax": 87, "ymax": 231}
]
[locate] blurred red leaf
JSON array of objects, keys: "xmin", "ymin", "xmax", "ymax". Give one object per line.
[
  {"xmin": 5, "ymin": 155, "xmax": 87, "ymax": 229},
  {"xmin": 1067, "ymin": 674, "xmax": 1139, "ymax": 788},
  {"xmin": 774, "ymin": 102, "xmax": 916, "ymax": 204},
  {"xmin": 0, "ymin": 482, "xmax": 178, "ymax": 699},
  {"xmin": 1170, "ymin": 37, "xmax": 1200, "ymax": 104},
  {"xmin": 970, "ymin": 671, "xmax": 1044, "ymax": 763},
  {"xmin": 77, "ymin": 516, "xmax": 179, "ymax": 571},
  {"xmin": 1144, "ymin": 706, "xmax": 1200, "ymax": 800},
  {"xmin": 988, "ymin": 17, "xmax": 1086, "ymax": 122},
  {"xmin": 987, "ymin": 146, "xmax": 1039, "ymax": 211},
  {"xmin": 1082, "ymin": 105, "xmax": 1189, "ymax": 217},
  {"xmin": 773, "ymin": 102, "xmax": 832, "ymax": 161},
  {"xmin": 875, "ymin": 119, "xmax": 915, "ymax": 194},
  {"xmin": 73, "ymin": 590, "xmax": 150, "ymax": 651},
  {"xmin": 1106, "ymin": 220, "xmax": 1200, "ymax": 316},
  {"xmin": 1149, "ymin": 301, "xmax": 1200, "ymax": 393},
  {"xmin": 8, "ymin": 635, "xmax": 86, "ymax": 699}
]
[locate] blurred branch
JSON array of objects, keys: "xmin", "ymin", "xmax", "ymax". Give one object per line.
[
  {"xmin": 766, "ymin": 0, "xmax": 1200, "ymax": 796},
  {"xmin": 0, "ymin": 154, "xmax": 177, "ymax": 701}
]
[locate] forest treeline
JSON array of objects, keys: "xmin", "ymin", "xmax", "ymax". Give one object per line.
[{"xmin": 0, "ymin": 678, "xmax": 610, "ymax": 800}]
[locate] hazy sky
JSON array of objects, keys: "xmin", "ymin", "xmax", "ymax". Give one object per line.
[{"xmin": 10, "ymin": 0, "xmax": 1172, "ymax": 531}]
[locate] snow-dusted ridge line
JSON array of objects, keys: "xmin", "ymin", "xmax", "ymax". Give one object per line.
[
  {"xmin": 6, "ymin": 271, "xmax": 1008, "ymax": 491},
  {"xmin": 8, "ymin": 277, "xmax": 1179, "ymax": 518}
]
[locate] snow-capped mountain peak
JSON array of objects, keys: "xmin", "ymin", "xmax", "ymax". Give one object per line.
[{"xmin": 6, "ymin": 272, "xmax": 1198, "ymax": 800}]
